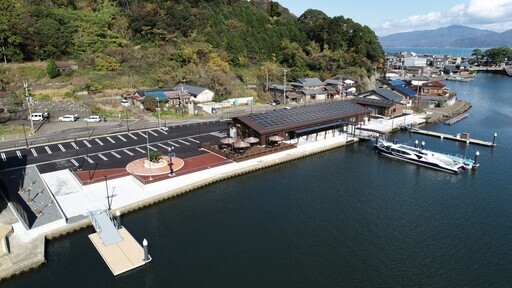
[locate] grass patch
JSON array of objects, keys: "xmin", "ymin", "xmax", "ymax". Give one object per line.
[{"xmin": 0, "ymin": 123, "xmax": 26, "ymax": 139}]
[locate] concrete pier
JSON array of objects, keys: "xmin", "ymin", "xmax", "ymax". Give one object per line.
[{"xmin": 409, "ymin": 128, "xmax": 495, "ymax": 147}]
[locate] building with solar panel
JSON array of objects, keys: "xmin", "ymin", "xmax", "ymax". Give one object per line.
[{"xmin": 231, "ymin": 101, "xmax": 371, "ymax": 146}]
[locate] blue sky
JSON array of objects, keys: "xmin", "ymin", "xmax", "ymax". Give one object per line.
[{"xmin": 276, "ymin": 0, "xmax": 512, "ymax": 36}]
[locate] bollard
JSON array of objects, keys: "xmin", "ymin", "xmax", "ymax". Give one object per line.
[
  {"xmin": 421, "ymin": 141, "xmax": 425, "ymax": 150},
  {"xmin": 143, "ymin": 239, "xmax": 149, "ymax": 261},
  {"xmin": 493, "ymin": 133, "xmax": 497, "ymax": 145},
  {"xmin": 415, "ymin": 140, "xmax": 419, "ymax": 148},
  {"xmin": 116, "ymin": 210, "xmax": 121, "ymax": 229},
  {"xmin": 474, "ymin": 151, "xmax": 480, "ymax": 165}
]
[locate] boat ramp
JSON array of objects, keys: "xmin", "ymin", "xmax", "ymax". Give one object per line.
[{"xmin": 444, "ymin": 113, "xmax": 468, "ymax": 125}]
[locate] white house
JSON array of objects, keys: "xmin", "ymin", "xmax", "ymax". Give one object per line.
[{"xmin": 175, "ymin": 84, "xmax": 215, "ymax": 103}]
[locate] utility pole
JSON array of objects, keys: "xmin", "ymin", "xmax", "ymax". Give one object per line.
[
  {"xmin": 24, "ymin": 81, "xmax": 34, "ymax": 133},
  {"xmin": 157, "ymin": 99, "xmax": 161, "ymax": 128},
  {"xmin": 283, "ymin": 69, "xmax": 287, "ymax": 105}
]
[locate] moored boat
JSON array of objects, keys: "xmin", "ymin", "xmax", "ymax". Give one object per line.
[{"xmin": 374, "ymin": 139, "xmax": 466, "ymax": 174}]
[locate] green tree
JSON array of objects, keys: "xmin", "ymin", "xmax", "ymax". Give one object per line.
[
  {"xmin": 471, "ymin": 48, "xmax": 483, "ymax": 65},
  {"xmin": 0, "ymin": 0, "xmax": 23, "ymax": 63},
  {"xmin": 46, "ymin": 59, "xmax": 61, "ymax": 78},
  {"xmin": 143, "ymin": 95, "xmax": 157, "ymax": 111}
]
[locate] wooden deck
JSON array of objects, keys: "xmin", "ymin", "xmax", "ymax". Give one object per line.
[
  {"xmin": 89, "ymin": 227, "xmax": 151, "ymax": 276},
  {"xmin": 409, "ymin": 128, "xmax": 496, "ymax": 147}
]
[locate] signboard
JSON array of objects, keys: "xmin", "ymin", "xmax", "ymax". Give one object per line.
[{"xmin": 168, "ymin": 152, "xmax": 176, "ymax": 158}]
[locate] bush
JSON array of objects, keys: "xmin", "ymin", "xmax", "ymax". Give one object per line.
[
  {"xmin": 149, "ymin": 151, "xmax": 163, "ymax": 162},
  {"xmin": 46, "ymin": 59, "xmax": 61, "ymax": 79},
  {"xmin": 33, "ymin": 94, "xmax": 52, "ymax": 101}
]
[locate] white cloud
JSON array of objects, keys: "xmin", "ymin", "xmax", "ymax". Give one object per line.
[{"xmin": 375, "ymin": 0, "xmax": 512, "ymax": 36}]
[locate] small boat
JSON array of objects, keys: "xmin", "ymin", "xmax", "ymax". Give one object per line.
[
  {"xmin": 445, "ymin": 74, "xmax": 473, "ymax": 82},
  {"xmin": 374, "ymin": 140, "xmax": 466, "ymax": 174}
]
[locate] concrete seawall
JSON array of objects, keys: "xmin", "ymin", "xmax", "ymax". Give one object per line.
[{"xmin": 0, "ymin": 136, "xmax": 359, "ymax": 281}]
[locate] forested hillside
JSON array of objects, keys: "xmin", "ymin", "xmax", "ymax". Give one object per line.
[{"xmin": 0, "ymin": 0, "xmax": 384, "ymax": 100}]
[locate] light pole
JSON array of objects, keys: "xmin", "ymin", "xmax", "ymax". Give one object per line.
[
  {"xmin": 283, "ymin": 69, "xmax": 287, "ymax": 105},
  {"xmin": 125, "ymin": 108, "xmax": 130, "ymax": 133},
  {"xmin": 157, "ymin": 99, "xmax": 161, "ymax": 128},
  {"xmin": 24, "ymin": 81, "xmax": 34, "ymax": 133},
  {"xmin": 146, "ymin": 130, "xmax": 152, "ymax": 180}
]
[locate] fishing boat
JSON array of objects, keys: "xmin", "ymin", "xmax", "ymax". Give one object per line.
[{"xmin": 374, "ymin": 139, "xmax": 467, "ymax": 174}]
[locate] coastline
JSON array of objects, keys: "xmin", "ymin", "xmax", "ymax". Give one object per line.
[{"xmin": 1, "ymin": 129, "xmax": 375, "ymax": 281}]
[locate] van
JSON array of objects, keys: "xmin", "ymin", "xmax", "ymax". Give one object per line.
[{"xmin": 29, "ymin": 113, "xmax": 44, "ymax": 121}]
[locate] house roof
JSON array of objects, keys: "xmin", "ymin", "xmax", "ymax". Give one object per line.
[
  {"xmin": 374, "ymin": 88, "xmax": 404, "ymax": 101},
  {"xmin": 302, "ymin": 89, "xmax": 324, "ymax": 95},
  {"xmin": 297, "ymin": 78, "xmax": 324, "ymax": 87},
  {"xmin": 388, "ymin": 80, "xmax": 405, "ymax": 86},
  {"xmin": 174, "ymin": 84, "xmax": 209, "ymax": 96},
  {"xmin": 392, "ymin": 85, "xmax": 417, "ymax": 97},
  {"xmin": 422, "ymin": 81, "xmax": 446, "ymax": 88},
  {"xmin": 143, "ymin": 91, "xmax": 169, "ymax": 100},
  {"xmin": 351, "ymin": 97, "xmax": 400, "ymax": 108},
  {"xmin": 233, "ymin": 101, "xmax": 370, "ymax": 135}
]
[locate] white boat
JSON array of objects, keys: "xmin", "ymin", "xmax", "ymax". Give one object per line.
[
  {"xmin": 445, "ymin": 74, "xmax": 473, "ymax": 82},
  {"xmin": 374, "ymin": 140, "xmax": 467, "ymax": 174}
]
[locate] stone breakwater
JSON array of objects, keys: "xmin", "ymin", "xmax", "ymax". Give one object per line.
[{"xmin": 0, "ymin": 136, "xmax": 358, "ymax": 281}]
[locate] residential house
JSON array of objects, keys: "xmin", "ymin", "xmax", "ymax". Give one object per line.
[
  {"xmin": 290, "ymin": 78, "xmax": 327, "ymax": 102},
  {"xmin": 352, "ymin": 88, "xmax": 405, "ymax": 118},
  {"xmin": 175, "ymin": 84, "xmax": 215, "ymax": 103}
]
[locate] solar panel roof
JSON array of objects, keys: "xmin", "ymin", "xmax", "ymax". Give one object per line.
[{"xmin": 234, "ymin": 101, "xmax": 370, "ymax": 134}]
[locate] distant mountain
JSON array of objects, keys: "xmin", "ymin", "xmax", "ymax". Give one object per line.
[{"xmin": 379, "ymin": 25, "xmax": 512, "ymax": 48}]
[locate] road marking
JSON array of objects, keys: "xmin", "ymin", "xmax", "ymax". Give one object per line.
[
  {"xmin": 211, "ymin": 132, "xmax": 227, "ymax": 138},
  {"xmin": 83, "ymin": 140, "xmax": 92, "ymax": 148},
  {"xmin": 157, "ymin": 143, "xmax": 170, "ymax": 150},
  {"xmin": 128, "ymin": 133, "xmax": 137, "ymax": 140},
  {"xmin": 135, "ymin": 147, "xmax": 145, "ymax": 153},
  {"xmin": 106, "ymin": 137, "xmax": 116, "ymax": 143},
  {"xmin": 149, "ymin": 130, "xmax": 158, "ymax": 136},
  {"xmin": 45, "ymin": 146, "xmax": 52, "ymax": 154},
  {"xmin": 58, "ymin": 144, "xmax": 65, "ymax": 151},
  {"xmin": 117, "ymin": 135, "xmax": 127, "ymax": 141},
  {"xmin": 178, "ymin": 139, "xmax": 190, "ymax": 145},
  {"xmin": 98, "ymin": 154, "xmax": 108, "ymax": 161},
  {"xmin": 168, "ymin": 141, "xmax": 179, "ymax": 147},
  {"xmin": 1, "ymin": 153, "xmax": 5, "ymax": 161},
  {"xmin": 85, "ymin": 156, "xmax": 94, "ymax": 163},
  {"xmin": 111, "ymin": 151, "xmax": 122, "ymax": 158},
  {"xmin": 70, "ymin": 159, "xmax": 79, "ymax": 166},
  {"xmin": 71, "ymin": 142, "xmax": 79, "ymax": 149},
  {"xmin": 96, "ymin": 139, "xmax": 104, "ymax": 145},
  {"xmin": 16, "ymin": 151, "xmax": 22, "ymax": 159},
  {"xmin": 31, "ymin": 148, "xmax": 37, "ymax": 156},
  {"xmin": 188, "ymin": 137, "xmax": 199, "ymax": 143},
  {"xmin": 124, "ymin": 149, "xmax": 134, "ymax": 156},
  {"xmin": 138, "ymin": 132, "xmax": 146, "ymax": 138},
  {"xmin": 148, "ymin": 145, "xmax": 157, "ymax": 151}
]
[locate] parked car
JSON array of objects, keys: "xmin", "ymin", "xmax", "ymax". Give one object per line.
[
  {"xmin": 84, "ymin": 115, "xmax": 101, "ymax": 123},
  {"xmin": 58, "ymin": 114, "xmax": 77, "ymax": 122},
  {"xmin": 121, "ymin": 99, "xmax": 130, "ymax": 107},
  {"xmin": 267, "ymin": 99, "xmax": 281, "ymax": 106}
]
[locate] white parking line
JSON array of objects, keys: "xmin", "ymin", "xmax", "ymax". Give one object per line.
[
  {"xmin": 135, "ymin": 147, "xmax": 145, "ymax": 153},
  {"xmin": 31, "ymin": 148, "xmax": 37, "ymax": 156},
  {"xmin": 45, "ymin": 146, "xmax": 52, "ymax": 154},
  {"xmin": 70, "ymin": 159, "xmax": 79, "ymax": 166},
  {"xmin": 117, "ymin": 135, "xmax": 127, "ymax": 141},
  {"xmin": 128, "ymin": 133, "xmax": 137, "ymax": 140},
  {"xmin": 148, "ymin": 145, "xmax": 157, "ymax": 151},
  {"xmin": 98, "ymin": 154, "xmax": 108, "ymax": 161},
  {"xmin": 124, "ymin": 149, "xmax": 134, "ymax": 156},
  {"xmin": 106, "ymin": 137, "xmax": 115, "ymax": 143},
  {"xmin": 159, "ymin": 128, "xmax": 168, "ymax": 134},
  {"xmin": 58, "ymin": 144, "xmax": 65, "ymax": 152},
  {"xmin": 178, "ymin": 139, "xmax": 190, "ymax": 145},
  {"xmin": 188, "ymin": 137, "xmax": 199, "ymax": 143},
  {"xmin": 1, "ymin": 153, "xmax": 6, "ymax": 161},
  {"xmin": 96, "ymin": 139, "xmax": 104, "ymax": 145},
  {"xmin": 85, "ymin": 157, "xmax": 94, "ymax": 163},
  {"xmin": 16, "ymin": 151, "xmax": 22, "ymax": 159},
  {"xmin": 138, "ymin": 132, "xmax": 146, "ymax": 138},
  {"xmin": 157, "ymin": 143, "xmax": 170, "ymax": 150},
  {"xmin": 168, "ymin": 141, "xmax": 179, "ymax": 147},
  {"xmin": 149, "ymin": 130, "xmax": 158, "ymax": 136},
  {"xmin": 111, "ymin": 151, "xmax": 122, "ymax": 158},
  {"xmin": 83, "ymin": 140, "xmax": 92, "ymax": 148},
  {"xmin": 211, "ymin": 132, "xmax": 227, "ymax": 138},
  {"xmin": 71, "ymin": 142, "xmax": 79, "ymax": 149}
]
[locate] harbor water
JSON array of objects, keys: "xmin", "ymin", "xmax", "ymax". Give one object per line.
[{"xmin": 3, "ymin": 73, "xmax": 512, "ymax": 287}]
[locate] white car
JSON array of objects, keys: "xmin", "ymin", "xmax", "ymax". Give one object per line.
[
  {"xmin": 84, "ymin": 115, "xmax": 101, "ymax": 123},
  {"xmin": 121, "ymin": 99, "xmax": 130, "ymax": 107},
  {"xmin": 58, "ymin": 115, "xmax": 77, "ymax": 122}
]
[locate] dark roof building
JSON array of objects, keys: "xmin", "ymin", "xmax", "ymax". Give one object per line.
[{"xmin": 231, "ymin": 101, "xmax": 371, "ymax": 144}]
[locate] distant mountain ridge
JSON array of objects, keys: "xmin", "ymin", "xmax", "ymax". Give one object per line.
[{"xmin": 379, "ymin": 25, "xmax": 512, "ymax": 48}]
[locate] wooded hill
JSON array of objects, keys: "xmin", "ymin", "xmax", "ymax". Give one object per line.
[{"xmin": 0, "ymin": 0, "xmax": 384, "ymax": 100}]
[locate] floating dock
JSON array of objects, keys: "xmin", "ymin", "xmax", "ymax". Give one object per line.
[
  {"xmin": 444, "ymin": 113, "xmax": 468, "ymax": 125},
  {"xmin": 88, "ymin": 210, "xmax": 151, "ymax": 276},
  {"xmin": 409, "ymin": 129, "xmax": 496, "ymax": 147}
]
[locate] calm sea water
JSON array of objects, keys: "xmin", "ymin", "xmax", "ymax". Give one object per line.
[{"xmin": 4, "ymin": 73, "xmax": 512, "ymax": 287}]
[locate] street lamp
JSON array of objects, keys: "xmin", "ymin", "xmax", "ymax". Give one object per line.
[
  {"xmin": 283, "ymin": 69, "xmax": 287, "ymax": 105},
  {"xmin": 125, "ymin": 108, "xmax": 130, "ymax": 133},
  {"xmin": 157, "ymin": 98, "xmax": 161, "ymax": 128}
]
